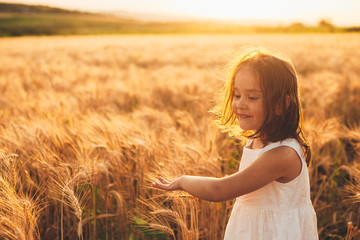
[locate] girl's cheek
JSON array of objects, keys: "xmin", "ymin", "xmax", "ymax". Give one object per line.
[
  {"xmin": 254, "ymin": 101, "xmax": 262, "ymax": 108},
  {"xmin": 231, "ymin": 101, "xmax": 236, "ymax": 110}
]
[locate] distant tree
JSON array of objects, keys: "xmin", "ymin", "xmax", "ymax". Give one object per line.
[
  {"xmin": 287, "ymin": 22, "xmax": 305, "ymax": 32},
  {"xmin": 345, "ymin": 26, "xmax": 360, "ymax": 32},
  {"xmin": 318, "ymin": 18, "xmax": 335, "ymax": 32}
]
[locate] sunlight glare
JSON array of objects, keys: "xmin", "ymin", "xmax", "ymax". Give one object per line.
[{"xmin": 170, "ymin": 0, "xmax": 294, "ymax": 20}]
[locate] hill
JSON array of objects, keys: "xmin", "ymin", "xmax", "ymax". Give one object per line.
[
  {"xmin": 0, "ymin": 2, "xmax": 85, "ymax": 14},
  {"xmin": 0, "ymin": 2, "xmax": 358, "ymax": 36},
  {"xmin": 0, "ymin": 2, "xmax": 145, "ymax": 36}
]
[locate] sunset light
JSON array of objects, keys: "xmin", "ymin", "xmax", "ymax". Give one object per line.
[
  {"xmin": 1, "ymin": 0, "xmax": 360, "ymax": 239},
  {"xmin": 5, "ymin": 0, "xmax": 360, "ymax": 26}
]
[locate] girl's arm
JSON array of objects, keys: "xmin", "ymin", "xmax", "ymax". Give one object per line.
[{"xmin": 153, "ymin": 146, "xmax": 301, "ymax": 202}]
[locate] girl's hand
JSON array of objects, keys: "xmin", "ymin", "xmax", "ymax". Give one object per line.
[{"xmin": 152, "ymin": 176, "xmax": 183, "ymax": 191}]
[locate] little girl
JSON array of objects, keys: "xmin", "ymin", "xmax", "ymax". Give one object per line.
[{"xmin": 153, "ymin": 48, "xmax": 318, "ymax": 239}]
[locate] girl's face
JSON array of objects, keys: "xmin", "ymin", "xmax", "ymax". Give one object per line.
[{"xmin": 231, "ymin": 65, "xmax": 265, "ymax": 132}]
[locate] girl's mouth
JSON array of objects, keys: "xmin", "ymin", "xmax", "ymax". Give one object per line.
[{"xmin": 238, "ymin": 114, "xmax": 252, "ymax": 119}]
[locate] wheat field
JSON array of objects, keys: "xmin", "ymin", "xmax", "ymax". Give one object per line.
[{"xmin": 0, "ymin": 34, "xmax": 360, "ymax": 239}]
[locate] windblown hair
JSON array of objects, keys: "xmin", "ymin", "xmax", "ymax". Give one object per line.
[{"xmin": 212, "ymin": 47, "xmax": 312, "ymax": 166}]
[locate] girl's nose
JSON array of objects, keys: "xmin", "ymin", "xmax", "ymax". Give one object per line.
[{"xmin": 236, "ymin": 98, "xmax": 246, "ymax": 109}]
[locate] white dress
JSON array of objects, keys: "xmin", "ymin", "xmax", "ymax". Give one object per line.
[{"xmin": 224, "ymin": 138, "xmax": 318, "ymax": 240}]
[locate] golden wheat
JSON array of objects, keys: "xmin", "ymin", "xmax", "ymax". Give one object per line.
[{"xmin": 0, "ymin": 34, "xmax": 359, "ymax": 239}]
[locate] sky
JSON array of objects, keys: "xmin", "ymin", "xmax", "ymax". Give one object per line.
[{"xmin": 5, "ymin": 0, "xmax": 360, "ymax": 26}]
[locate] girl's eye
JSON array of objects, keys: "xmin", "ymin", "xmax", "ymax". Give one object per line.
[
  {"xmin": 233, "ymin": 94, "xmax": 240, "ymax": 98},
  {"xmin": 249, "ymin": 96, "xmax": 258, "ymax": 100}
]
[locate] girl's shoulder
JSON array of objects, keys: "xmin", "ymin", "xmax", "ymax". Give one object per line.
[
  {"xmin": 262, "ymin": 139, "xmax": 304, "ymax": 182},
  {"xmin": 245, "ymin": 138, "xmax": 302, "ymax": 154},
  {"xmin": 258, "ymin": 138, "xmax": 303, "ymax": 156},
  {"xmin": 246, "ymin": 138, "xmax": 305, "ymax": 168},
  {"xmin": 241, "ymin": 138, "xmax": 304, "ymax": 184}
]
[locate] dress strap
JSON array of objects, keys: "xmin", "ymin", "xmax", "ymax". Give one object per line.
[
  {"xmin": 245, "ymin": 139, "xmax": 253, "ymax": 148},
  {"xmin": 261, "ymin": 138, "xmax": 304, "ymax": 160}
]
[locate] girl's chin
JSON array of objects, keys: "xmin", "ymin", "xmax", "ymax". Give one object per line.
[{"xmin": 238, "ymin": 125, "xmax": 256, "ymax": 131}]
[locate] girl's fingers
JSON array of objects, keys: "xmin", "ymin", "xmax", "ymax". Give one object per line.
[
  {"xmin": 153, "ymin": 181, "xmax": 170, "ymax": 190},
  {"xmin": 152, "ymin": 181, "xmax": 164, "ymax": 189},
  {"xmin": 158, "ymin": 176, "xmax": 169, "ymax": 184}
]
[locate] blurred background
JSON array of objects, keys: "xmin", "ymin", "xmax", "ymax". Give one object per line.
[
  {"xmin": 0, "ymin": 1, "xmax": 360, "ymax": 240},
  {"xmin": 0, "ymin": 0, "xmax": 360, "ymax": 35}
]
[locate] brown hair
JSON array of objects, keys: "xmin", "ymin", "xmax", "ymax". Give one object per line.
[{"xmin": 213, "ymin": 48, "xmax": 311, "ymax": 166}]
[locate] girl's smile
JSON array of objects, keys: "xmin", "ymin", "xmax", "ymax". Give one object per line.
[{"xmin": 237, "ymin": 114, "xmax": 252, "ymax": 118}]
